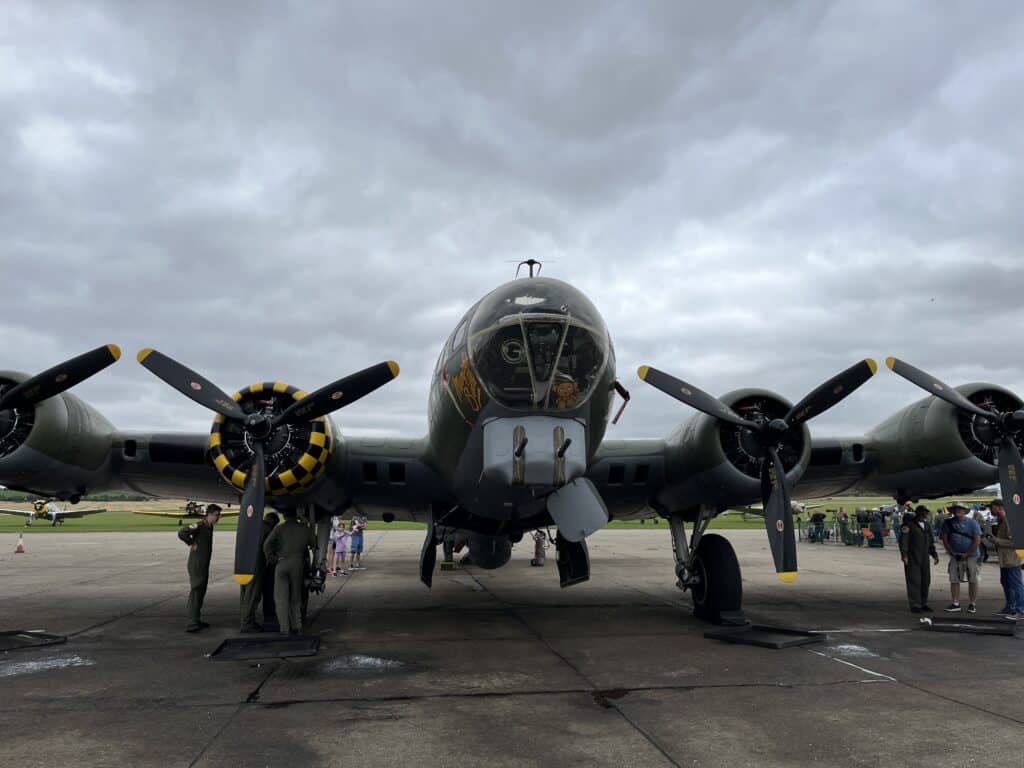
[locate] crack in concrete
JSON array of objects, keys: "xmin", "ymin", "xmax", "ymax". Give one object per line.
[
  {"xmin": 0, "ymin": 675, "xmax": 928, "ymax": 717},
  {"xmin": 456, "ymin": 565, "xmax": 683, "ymax": 768}
]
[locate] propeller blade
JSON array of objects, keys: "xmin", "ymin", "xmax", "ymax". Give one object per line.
[
  {"xmin": 885, "ymin": 358, "xmax": 992, "ymax": 420},
  {"xmin": 760, "ymin": 447, "xmax": 797, "ymax": 582},
  {"xmin": 234, "ymin": 441, "xmax": 265, "ymax": 585},
  {"xmin": 785, "ymin": 359, "xmax": 878, "ymax": 426},
  {"xmin": 274, "ymin": 361, "xmax": 400, "ymax": 427},
  {"xmin": 997, "ymin": 437, "xmax": 1024, "ymax": 559},
  {"xmin": 0, "ymin": 344, "xmax": 121, "ymax": 411},
  {"xmin": 637, "ymin": 366, "xmax": 756, "ymax": 430},
  {"xmin": 136, "ymin": 348, "xmax": 245, "ymax": 420}
]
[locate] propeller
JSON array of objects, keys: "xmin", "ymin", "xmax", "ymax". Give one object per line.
[
  {"xmin": 886, "ymin": 357, "xmax": 1024, "ymax": 557},
  {"xmin": 0, "ymin": 344, "xmax": 122, "ymax": 411},
  {"xmin": 137, "ymin": 348, "xmax": 400, "ymax": 583},
  {"xmin": 638, "ymin": 359, "xmax": 878, "ymax": 581}
]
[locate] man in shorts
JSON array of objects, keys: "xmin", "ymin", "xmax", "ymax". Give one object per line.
[{"xmin": 941, "ymin": 501, "xmax": 982, "ymax": 613}]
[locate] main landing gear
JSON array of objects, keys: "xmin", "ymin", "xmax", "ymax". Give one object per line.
[{"xmin": 666, "ymin": 506, "xmax": 745, "ymax": 626}]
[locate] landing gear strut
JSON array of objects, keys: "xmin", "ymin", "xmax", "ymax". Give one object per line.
[{"xmin": 666, "ymin": 506, "xmax": 745, "ymax": 626}]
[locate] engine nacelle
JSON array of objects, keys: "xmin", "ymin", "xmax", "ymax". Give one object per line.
[
  {"xmin": 863, "ymin": 382, "xmax": 1020, "ymax": 499},
  {"xmin": 656, "ymin": 388, "xmax": 811, "ymax": 514},
  {"xmin": 209, "ymin": 381, "xmax": 333, "ymax": 497},
  {"xmin": 0, "ymin": 370, "xmax": 116, "ymax": 498},
  {"xmin": 468, "ymin": 534, "xmax": 513, "ymax": 569}
]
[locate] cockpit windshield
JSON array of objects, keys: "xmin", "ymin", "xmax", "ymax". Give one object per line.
[{"xmin": 469, "ymin": 311, "xmax": 608, "ymax": 410}]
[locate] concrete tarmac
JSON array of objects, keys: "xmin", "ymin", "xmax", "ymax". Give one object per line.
[{"xmin": 0, "ymin": 529, "xmax": 1021, "ymax": 767}]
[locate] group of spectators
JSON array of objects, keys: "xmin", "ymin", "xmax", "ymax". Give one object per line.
[
  {"xmin": 327, "ymin": 514, "xmax": 367, "ymax": 575},
  {"xmin": 898, "ymin": 499, "xmax": 1023, "ymax": 619}
]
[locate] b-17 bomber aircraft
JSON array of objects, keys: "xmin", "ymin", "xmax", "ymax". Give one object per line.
[
  {"xmin": 2, "ymin": 265, "xmax": 1023, "ymax": 623},
  {"xmin": 0, "ymin": 499, "xmax": 106, "ymax": 526}
]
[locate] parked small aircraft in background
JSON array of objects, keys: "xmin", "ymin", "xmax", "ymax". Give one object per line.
[
  {"xmin": 133, "ymin": 499, "xmax": 236, "ymax": 525},
  {"xmin": 0, "ymin": 499, "xmax": 106, "ymax": 526}
]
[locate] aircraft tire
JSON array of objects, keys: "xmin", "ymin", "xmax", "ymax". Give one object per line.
[{"xmin": 690, "ymin": 533, "xmax": 742, "ymax": 623}]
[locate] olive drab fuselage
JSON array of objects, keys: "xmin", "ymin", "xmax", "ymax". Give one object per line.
[{"xmin": 424, "ymin": 277, "xmax": 616, "ymax": 527}]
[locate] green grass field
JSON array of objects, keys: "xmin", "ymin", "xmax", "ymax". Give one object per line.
[{"xmin": 0, "ymin": 493, "xmax": 992, "ymax": 535}]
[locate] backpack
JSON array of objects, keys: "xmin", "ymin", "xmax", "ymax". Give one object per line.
[{"xmin": 178, "ymin": 524, "xmax": 198, "ymax": 547}]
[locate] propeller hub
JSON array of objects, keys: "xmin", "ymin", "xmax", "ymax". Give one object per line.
[
  {"xmin": 243, "ymin": 412, "xmax": 273, "ymax": 441},
  {"xmin": 971, "ymin": 414, "xmax": 1002, "ymax": 447},
  {"xmin": 766, "ymin": 418, "xmax": 790, "ymax": 435},
  {"xmin": 243, "ymin": 422, "xmax": 293, "ymax": 461},
  {"xmin": 738, "ymin": 426, "xmax": 768, "ymax": 460}
]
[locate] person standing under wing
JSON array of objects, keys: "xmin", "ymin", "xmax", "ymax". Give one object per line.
[
  {"xmin": 900, "ymin": 505, "xmax": 940, "ymax": 613},
  {"xmin": 986, "ymin": 499, "xmax": 1024, "ymax": 619},
  {"xmin": 262, "ymin": 508, "xmax": 318, "ymax": 635}
]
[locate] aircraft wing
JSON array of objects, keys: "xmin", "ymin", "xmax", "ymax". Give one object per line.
[
  {"xmin": 57, "ymin": 508, "xmax": 106, "ymax": 518},
  {"xmin": 589, "ymin": 426, "xmax": 993, "ymax": 524},
  {"xmin": 0, "ymin": 507, "xmax": 33, "ymax": 518},
  {"xmin": 0, "ymin": 418, "xmax": 451, "ymax": 525},
  {"xmin": 132, "ymin": 509, "xmax": 239, "ymax": 518}
]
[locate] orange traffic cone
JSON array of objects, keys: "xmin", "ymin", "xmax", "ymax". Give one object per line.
[{"xmin": 15, "ymin": 533, "xmax": 26, "ymax": 554}]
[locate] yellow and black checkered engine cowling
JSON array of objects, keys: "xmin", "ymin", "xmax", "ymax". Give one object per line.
[{"xmin": 208, "ymin": 382, "xmax": 332, "ymax": 496}]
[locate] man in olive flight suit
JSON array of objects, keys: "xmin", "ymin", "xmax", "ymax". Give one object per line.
[
  {"xmin": 178, "ymin": 503, "xmax": 222, "ymax": 633},
  {"xmin": 239, "ymin": 511, "xmax": 280, "ymax": 633},
  {"xmin": 262, "ymin": 508, "xmax": 318, "ymax": 635},
  {"xmin": 900, "ymin": 504, "xmax": 940, "ymax": 613}
]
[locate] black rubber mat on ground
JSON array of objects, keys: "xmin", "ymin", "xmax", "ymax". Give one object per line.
[
  {"xmin": 704, "ymin": 624, "xmax": 824, "ymax": 649},
  {"xmin": 920, "ymin": 616, "xmax": 1018, "ymax": 636},
  {"xmin": 0, "ymin": 630, "xmax": 68, "ymax": 652},
  {"xmin": 209, "ymin": 635, "xmax": 320, "ymax": 661}
]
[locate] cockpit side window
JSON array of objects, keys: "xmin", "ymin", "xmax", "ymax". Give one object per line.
[{"xmin": 452, "ymin": 317, "xmax": 469, "ymax": 350}]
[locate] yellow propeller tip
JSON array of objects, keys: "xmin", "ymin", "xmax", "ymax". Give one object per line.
[
  {"xmin": 637, "ymin": 365, "xmax": 650, "ymax": 380},
  {"xmin": 106, "ymin": 344, "xmax": 122, "ymax": 361},
  {"xmin": 777, "ymin": 571, "xmax": 798, "ymax": 583},
  {"xmin": 885, "ymin": 356, "xmax": 896, "ymax": 370},
  {"xmin": 1016, "ymin": 549, "xmax": 1024, "ymax": 559},
  {"xmin": 233, "ymin": 574, "xmax": 254, "ymax": 586},
  {"xmin": 865, "ymin": 358, "xmax": 877, "ymax": 375},
  {"xmin": 387, "ymin": 360, "xmax": 400, "ymax": 377},
  {"xmin": 137, "ymin": 348, "xmax": 154, "ymax": 363}
]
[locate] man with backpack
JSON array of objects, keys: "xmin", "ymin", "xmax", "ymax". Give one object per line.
[{"xmin": 178, "ymin": 503, "xmax": 222, "ymax": 633}]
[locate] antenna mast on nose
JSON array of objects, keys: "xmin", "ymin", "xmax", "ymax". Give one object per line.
[{"xmin": 516, "ymin": 259, "xmax": 542, "ymax": 278}]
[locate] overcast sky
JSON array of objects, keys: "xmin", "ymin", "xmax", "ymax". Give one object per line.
[{"xmin": 2, "ymin": 1, "xmax": 1023, "ymax": 442}]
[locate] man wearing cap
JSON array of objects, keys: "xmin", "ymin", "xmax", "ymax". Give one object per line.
[
  {"xmin": 178, "ymin": 503, "xmax": 222, "ymax": 633},
  {"xmin": 940, "ymin": 501, "xmax": 982, "ymax": 613},
  {"xmin": 985, "ymin": 499, "xmax": 1023, "ymax": 619},
  {"xmin": 899, "ymin": 505, "xmax": 940, "ymax": 613}
]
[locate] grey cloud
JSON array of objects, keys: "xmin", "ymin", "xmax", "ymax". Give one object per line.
[{"xmin": 2, "ymin": 0, "xmax": 1023, "ymax": 446}]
